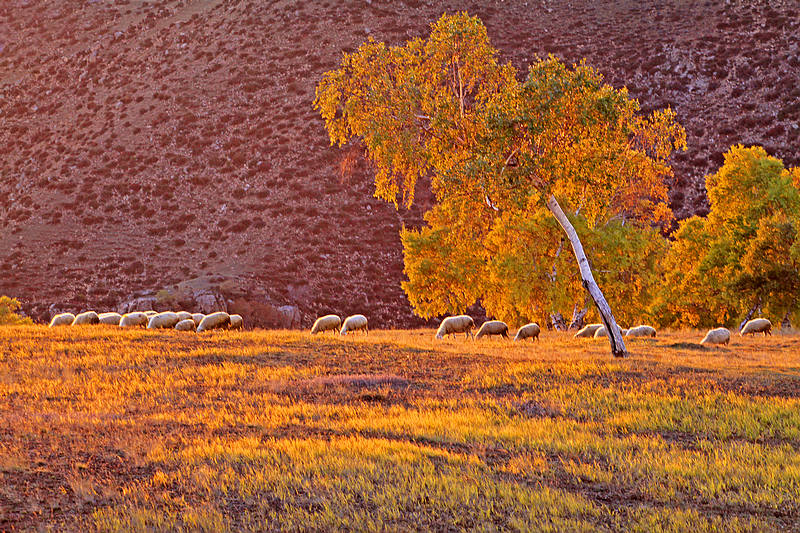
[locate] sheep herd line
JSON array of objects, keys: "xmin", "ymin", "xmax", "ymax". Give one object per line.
[
  {"xmin": 49, "ymin": 310, "xmax": 242, "ymax": 332},
  {"xmin": 313, "ymin": 314, "xmax": 774, "ymax": 344},
  {"xmin": 48, "ymin": 309, "xmax": 775, "ymax": 344}
]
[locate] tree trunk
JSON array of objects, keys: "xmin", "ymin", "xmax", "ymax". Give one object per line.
[
  {"xmin": 546, "ymin": 195, "xmax": 627, "ymax": 357},
  {"xmin": 781, "ymin": 310, "xmax": 792, "ymax": 330},
  {"xmin": 569, "ymin": 304, "xmax": 588, "ymax": 330},
  {"xmin": 550, "ymin": 312, "xmax": 568, "ymax": 331},
  {"xmin": 738, "ymin": 297, "xmax": 761, "ymax": 332}
]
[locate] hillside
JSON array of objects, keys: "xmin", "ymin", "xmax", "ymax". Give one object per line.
[{"xmin": 1, "ymin": 0, "xmax": 798, "ymax": 325}]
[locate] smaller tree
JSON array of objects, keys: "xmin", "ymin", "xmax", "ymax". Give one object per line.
[
  {"xmin": 0, "ymin": 296, "xmax": 33, "ymax": 326},
  {"xmin": 658, "ymin": 145, "xmax": 800, "ymax": 327}
]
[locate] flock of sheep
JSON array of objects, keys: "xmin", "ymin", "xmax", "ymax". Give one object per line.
[
  {"xmin": 48, "ymin": 308, "xmax": 775, "ymax": 345},
  {"xmin": 48, "ymin": 310, "xmax": 242, "ymax": 332}
]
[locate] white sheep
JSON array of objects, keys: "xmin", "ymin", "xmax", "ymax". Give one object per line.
[
  {"xmin": 435, "ymin": 315, "xmax": 475, "ymax": 339},
  {"xmin": 174, "ymin": 319, "xmax": 196, "ymax": 331},
  {"xmin": 626, "ymin": 325, "xmax": 656, "ymax": 338},
  {"xmin": 475, "ymin": 320, "xmax": 509, "ymax": 339},
  {"xmin": 573, "ymin": 323, "xmax": 603, "ymax": 338},
  {"xmin": 119, "ymin": 312, "xmax": 149, "ymax": 328},
  {"xmin": 229, "ymin": 314, "xmax": 243, "ymax": 330},
  {"xmin": 176, "ymin": 311, "xmax": 193, "ymax": 322},
  {"xmin": 513, "ymin": 323, "xmax": 540, "ymax": 342},
  {"xmin": 147, "ymin": 311, "xmax": 180, "ymax": 329},
  {"xmin": 49, "ymin": 313, "xmax": 75, "ymax": 327},
  {"xmin": 98, "ymin": 312, "xmax": 123, "ymax": 326},
  {"xmin": 593, "ymin": 325, "xmax": 626, "ymax": 338},
  {"xmin": 740, "ymin": 318, "xmax": 772, "ymax": 336},
  {"xmin": 72, "ymin": 311, "xmax": 100, "ymax": 326},
  {"xmin": 311, "ymin": 314, "xmax": 341, "ymax": 335},
  {"xmin": 197, "ymin": 311, "xmax": 231, "ymax": 332},
  {"xmin": 144, "ymin": 310, "xmax": 158, "ymax": 318},
  {"xmin": 701, "ymin": 327, "xmax": 731, "ymax": 345},
  {"xmin": 191, "ymin": 313, "xmax": 205, "ymax": 326},
  {"xmin": 340, "ymin": 314, "xmax": 368, "ymax": 335}
]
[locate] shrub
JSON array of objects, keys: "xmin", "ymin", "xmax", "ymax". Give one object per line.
[{"xmin": 0, "ymin": 296, "xmax": 33, "ymax": 325}]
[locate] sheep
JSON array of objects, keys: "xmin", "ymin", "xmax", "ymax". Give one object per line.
[
  {"xmin": 740, "ymin": 318, "xmax": 772, "ymax": 336},
  {"xmin": 72, "ymin": 311, "xmax": 100, "ymax": 326},
  {"xmin": 98, "ymin": 312, "xmax": 123, "ymax": 326},
  {"xmin": 573, "ymin": 323, "xmax": 603, "ymax": 338},
  {"xmin": 197, "ymin": 311, "xmax": 231, "ymax": 332},
  {"xmin": 475, "ymin": 320, "xmax": 509, "ymax": 339},
  {"xmin": 176, "ymin": 311, "xmax": 193, "ymax": 322},
  {"xmin": 435, "ymin": 315, "xmax": 475, "ymax": 339},
  {"xmin": 311, "ymin": 314, "xmax": 341, "ymax": 335},
  {"xmin": 191, "ymin": 313, "xmax": 205, "ymax": 326},
  {"xmin": 119, "ymin": 312, "xmax": 149, "ymax": 328},
  {"xmin": 143, "ymin": 310, "xmax": 158, "ymax": 317},
  {"xmin": 174, "ymin": 319, "xmax": 196, "ymax": 331},
  {"xmin": 700, "ymin": 327, "xmax": 731, "ymax": 345},
  {"xmin": 513, "ymin": 323, "xmax": 540, "ymax": 342},
  {"xmin": 147, "ymin": 311, "xmax": 180, "ymax": 329},
  {"xmin": 626, "ymin": 325, "xmax": 656, "ymax": 338},
  {"xmin": 229, "ymin": 314, "xmax": 243, "ymax": 330},
  {"xmin": 340, "ymin": 314, "xmax": 368, "ymax": 335},
  {"xmin": 49, "ymin": 313, "xmax": 75, "ymax": 327},
  {"xmin": 593, "ymin": 325, "xmax": 626, "ymax": 338}
]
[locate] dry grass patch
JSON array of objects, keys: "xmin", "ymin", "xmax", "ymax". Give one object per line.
[{"xmin": 0, "ymin": 325, "xmax": 798, "ymax": 531}]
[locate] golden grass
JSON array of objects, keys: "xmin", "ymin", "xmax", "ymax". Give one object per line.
[{"xmin": 0, "ymin": 325, "xmax": 798, "ymax": 531}]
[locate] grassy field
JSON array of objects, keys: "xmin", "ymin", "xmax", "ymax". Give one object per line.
[{"xmin": 1, "ymin": 325, "xmax": 799, "ymax": 532}]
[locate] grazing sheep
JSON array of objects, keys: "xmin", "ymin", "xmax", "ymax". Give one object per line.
[
  {"xmin": 72, "ymin": 311, "xmax": 100, "ymax": 326},
  {"xmin": 475, "ymin": 320, "xmax": 509, "ymax": 339},
  {"xmin": 119, "ymin": 312, "xmax": 149, "ymax": 328},
  {"xmin": 229, "ymin": 314, "xmax": 243, "ymax": 330},
  {"xmin": 98, "ymin": 312, "xmax": 123, "ymax": 326},
  {"xmin": 513, "ymin": 323, "xmax": 540, "ymax": 342},
  {"xmin": 311, "ymin": 314, "xmax": 341, "ymax": 335},
  {"xmin": 143, "ymin": 310, "xmax": 158, "ymax": 317},
  {"xmin": 174, "ymin": 319, "xmax": 196, "ymax": 331},
  {"xmin": 626, "ymin": 325, "xmax": 656, "ymax": 338},
  {"xmin": 593, "ymin": 325, "xmax": 625, "ymax": 338},
  {"xmin": 191, "ymin": 313, "xmax": 205, "ymax": 326},
  {"xmin": 701, "ymin": 327, "xmax": 731, "ymax": 345},
  {"xmin": 197, "ymin": 311, "xmax": 231, "ymax": 332},
  {"xmin": 435, "ymin": 315, "xmax": 475, "ymax": 340},
  {"xmin": 740, "ymin": 318, "xmax": 772, "ymax": 336},
  {"xmin": 49, "ymin": 313, "xmax": 75, "ymax": 327},
  {"xmin": 573, "ymin": 323, "xmax": 603, "ymax": 338},
  {"xmin": 147, "ymin": 311, "xmax": 180, "ymax": 329},
  {"xmin": 176, "ymin": 311, "xmax": 193, "ymax": 322},
  {"xmin": 340, "ymin": 314, "xmax": 368, "ymax": 335}
]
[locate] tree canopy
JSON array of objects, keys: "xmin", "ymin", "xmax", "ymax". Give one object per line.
[
  {"xmin": 656, "ymin": 145, "xmax": 800, "ymax": 327},
  {"xmin": 315, "ymin": 12, "xmax": 685, "ymax": 355}
]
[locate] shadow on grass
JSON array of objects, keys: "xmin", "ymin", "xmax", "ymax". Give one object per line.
[{"xmin": 664, "ymin": 342, "xmax": 711, "ymax": 351}]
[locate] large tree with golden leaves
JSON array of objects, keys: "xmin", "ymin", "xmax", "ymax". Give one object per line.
[{"xmin": 315, "ymin": 13, "xmax": 685, "ymax": 357}]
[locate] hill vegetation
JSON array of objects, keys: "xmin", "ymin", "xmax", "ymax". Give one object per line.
[{"xmin": 1, "ymin": 0, "xmax": 798, "ymax": 325}]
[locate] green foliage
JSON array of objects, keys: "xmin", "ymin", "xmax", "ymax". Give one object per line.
[
  {"xmin": 316, "ymin": 12, "xmax": 685, "ymax": 324},
  {"xmin": 658, "ymin": 145, "xmax": 800, "ymax": 327},
  {"xmin": 0, "ymin": 296, "xmax": 32, "ymax": 325}
]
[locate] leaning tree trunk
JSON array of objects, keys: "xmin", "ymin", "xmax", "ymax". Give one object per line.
[{"xmin": 546, "ymin": 195, "xmax": 627, "ymax": 357}]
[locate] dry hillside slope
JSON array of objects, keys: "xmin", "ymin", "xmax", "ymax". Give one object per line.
[{"xmin": 1, "ymin": 0, "xmax": 798, "ymax": 325}]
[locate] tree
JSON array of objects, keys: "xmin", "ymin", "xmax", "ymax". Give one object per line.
[
  {"xmin": 657, "ymin": 145, "xmax": 800, "ymax": 328},
  {"xmin": 0, "ymin": 296, "xmax": 32, "ymax": 326},
  {"xmin": 315, "ymin": 13, "xmax": 685, "ymax": 356},
  {"xmin": 401, "ymin": 198, "xmax": 669, "ymax": 330}
]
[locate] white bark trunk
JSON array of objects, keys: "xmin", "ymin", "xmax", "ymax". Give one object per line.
[{"xmin": 546, "ymin": 194, "xmax": 627, "ymax": 357}]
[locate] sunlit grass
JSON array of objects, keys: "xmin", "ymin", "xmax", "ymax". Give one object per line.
[{"xmin": 0, "ymin": 325, "xmax": 798, "ymax": 531}]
